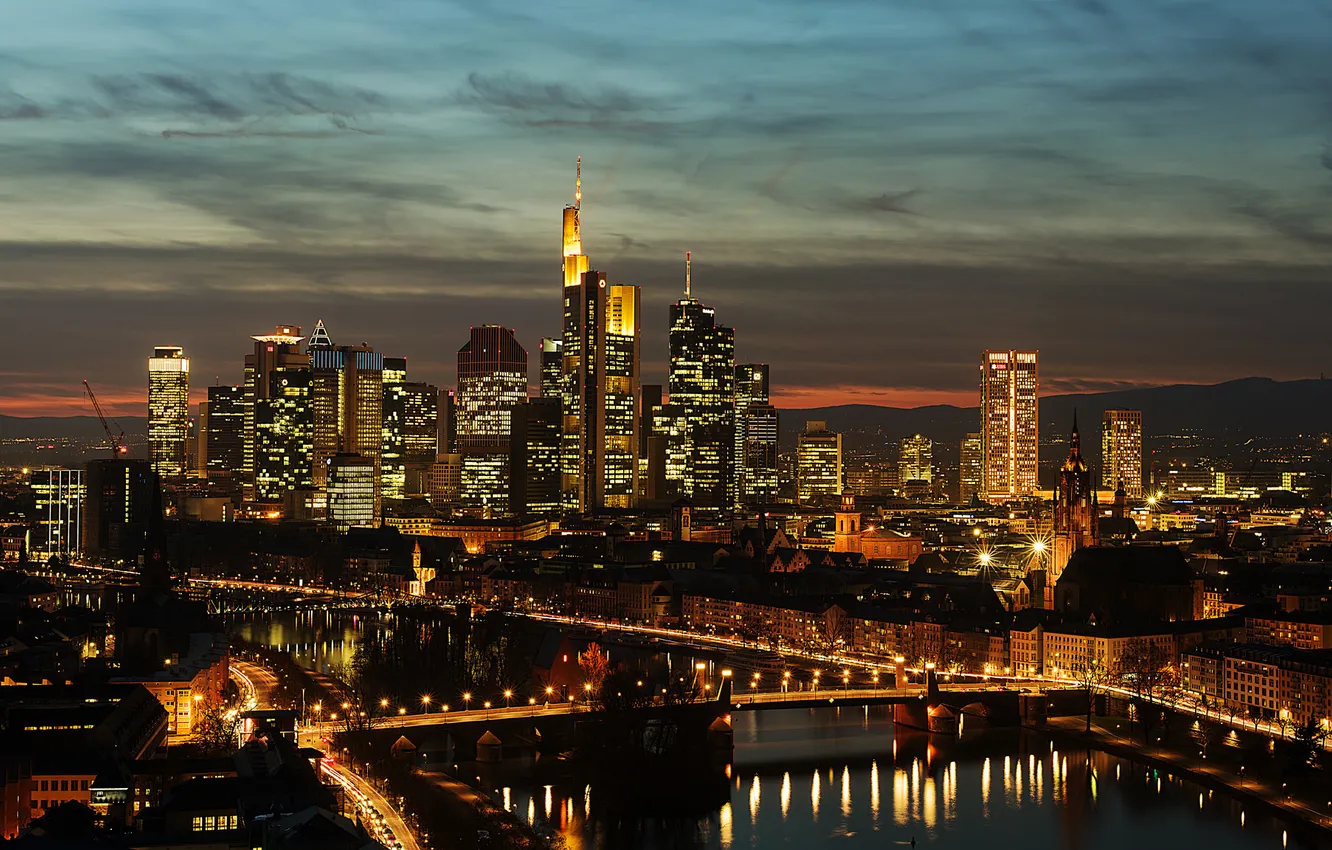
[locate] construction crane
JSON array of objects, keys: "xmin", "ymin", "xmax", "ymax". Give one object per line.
[{"xmin": 83, "ymin": 379, "xmax": 128, "ymax": 458}]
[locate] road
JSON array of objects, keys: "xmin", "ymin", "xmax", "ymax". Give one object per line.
[
  {"xmin": 321, "ymin": 757, "xmax": 420, "ymax": 850},
  {"xmin": 238, "ymin": 659, "xmax": 420, "ymax": 850}
]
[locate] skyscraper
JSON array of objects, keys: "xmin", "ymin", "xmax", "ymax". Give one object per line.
[
  {"xmin": 540, "ymin": 338, "xmax": 563, "ymax": 398},
  {"xmin": 253, "ymin": 364, "xmax": 313, "ymax": 501},
  {"xmin": 30, "ymin": 469, "xmax": 84, "ymax": 557},
  {"xmin": 327, "ymin": 453, "xmax": 378, "ymax": 531},
  {"xmin": 457, "ymin": 325, "xmax": 528, "ymax": 514},
  {"xmin": 735, "ymin": 364, "xmax": 778, "ymax": 506},
  {"xmin": 553, "ymin": 162, "xmax": 641, "ymax": 512},
  {"xmin": 958, "ymin": 432, "xmax": 983, "ymax": 503},
  {"xmin": 82, "ymin": 458, "xmax": 160, "ymax": 561},
  {"xmin": 980, "ymin": 349, "xmax": 1039, "ymax": 501},
  {"xmin": 668, "ymin": 253, "xmax": 736, "ymax": 508},
  {"xmin": 243, "ymin": 325, "xmax": 308, "ymax": 497},
  {"xmin": 309, "ymin": 329, "xmax": 384, "ymax": 496},
  {"xmin": 559, "ymin": 159, "xmax": 591, "ymax": 509},
  {"xmin": 898, "ymin": 434, "xmax": 934, "ymax": 484},
  {"xmin": 204, "ymin": 385, "xmax": 245, "ymax": 478},
  {"xmin": 381, "ymin": 356, "xmax": 408, "ymax": 501},
  {"xmin": 564, "ymin": 271, "xmax": 641, "ymax": 511},
  {"xmin": 512, "ymin": 397, "xmax": 562, "ymax": 516},
  {"xmin": 796, "ymin": 421, "xmax": 843, "ymax": 505},
  {"xmin": 1101, "ymin": 409, "xmax": 1143, "ymax": 497},
  {"xmin": 148, "ymin": 346, "xmax": 190, "ymax": 480}
]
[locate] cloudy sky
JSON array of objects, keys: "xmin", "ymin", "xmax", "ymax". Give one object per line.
[{"xmin": 3, "ymin": 0, "xmax": 1331, "ymax": 416}]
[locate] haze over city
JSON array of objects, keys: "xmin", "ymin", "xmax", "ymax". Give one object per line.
[{"xmin": 4, "ymin": 0, "xmax": 1332, "ymax": 416}]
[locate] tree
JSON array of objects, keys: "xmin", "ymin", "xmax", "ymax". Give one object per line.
[
  {"xmin": 1072, "ymin": 659, "xmax": 1111, "ymax": 733},
  {"xmin": 193, "ymin": 701, "xmax": 243, "ymax": 755},
  {"xmin": 1290, "ymin": 718, "xmax": 1329, "ymax": 776},
  {"xmin": 578, "ymin": 642, "xmax": 610, "ymax": 694},
  {"xmin": 1116, "ymin": 638, "xmax": 1175, "ymax": 744}
]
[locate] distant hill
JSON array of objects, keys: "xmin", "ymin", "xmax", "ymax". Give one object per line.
[
  {"xmin": 779, "ymin": 377, "xmax": 1332, "ymax": 448},
  {"xmin": 3, "ymin": 376, "xmax": 1329, "ymax": 448},
  {"xmin": 0, "ymin": 415, "xmax": 148, "ymax": 441}
]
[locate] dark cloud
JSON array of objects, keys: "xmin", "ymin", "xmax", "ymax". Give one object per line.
[
  {"xmin": 458, "ymin": 71, "xmax": 673, "ymax": 132},
  {"xmin": 846, "ymin": 190, "xmax": 920, "ymax": 216}
]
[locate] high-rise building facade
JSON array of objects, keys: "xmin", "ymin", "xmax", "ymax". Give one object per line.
[
  {"xmin": 204, "ymin": 385, "xmax": 245, "ymax": 478},
  {"xmin": 253, "ymin": 364, "xmax": 313, "ymax": 501},
  {"xmin": 540, "ymin": 338, "xmax": 563, "ymax": 399},
  {"xmin": 310, "ymin": 336, "xmax": 384, "ymax": 496},
  {"xmin": 243, "ymin": 325, "xmax": 308, "ymax": 496},
  {"xmin": 512, "ymin": 397, "xmax": 562, "ymax": 516},
  {"xmin": 559, "ymin": 160, "xmax": 591, "ymax": 508},
  {"xmin": 327, "ymin": 454, "xmax": 378, "ymax": 531},
  {"xmin": 980, "ymin": 349, "xmax": 1039, "ymax": 501},
  {"xmin": 796, "ymin": 421, "xmax": 843, "ymax": 505},
  {"xmin": 30, "ymin": 469, "xmax": 84, "ymax": 557},
  {"xmin": 148, "ymin": 346, "xmax": 190, "ymax": 479},
  {"xmin": 958, "ymin": 432, "xmax": 983, "ymax": 502},
  {"xmin": 735, "ymin": 363, "xmax": 778, "ymax": 507},
  {"xmin": 898, "ymin": 434, "xmax": 934, "ymax": 484},
  {"xmin": 1101, "ymin": 409, "xmax": 1143, "ymax": 497},
  {"xmin": 668, "ymin": 254, "xmax": 735, "ymax": 508},
  {"xmin": 563, "ymin": 271, "xmax": 641, "ymax": 511},
  {"xmin": 381, "ymin": 356, "xmax": 408, "ymax": 501},
  {"xmin": 457, "ymin": 325, "xmax": 527, "ymax": 514},
  {"xmin": 82, "ymin": 458, "xmax": 160, "ymax": 561}
]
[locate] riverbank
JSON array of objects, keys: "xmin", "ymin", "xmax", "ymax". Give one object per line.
[{"xmin": 1042, "ymin": 715, "xmax": 1332, "ymax": 840}]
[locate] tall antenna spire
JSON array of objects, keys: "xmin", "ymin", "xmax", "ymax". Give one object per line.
[
  {"xmin": 575, "ymin": 156, "xmax": 582, "ymax": 209},
  {"xmin": 685, "ymin": 250, "xmax": 692, "ymax": 297}
]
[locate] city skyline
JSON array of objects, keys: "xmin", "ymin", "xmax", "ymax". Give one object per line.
[{"xmin": 4, "ymin": 0, "xmax": 1332, "ymax": 416}]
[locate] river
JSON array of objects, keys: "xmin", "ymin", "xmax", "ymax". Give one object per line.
[{"xmin": 232, "ymin": 608, "xmax": 1314, "ymax": 850}]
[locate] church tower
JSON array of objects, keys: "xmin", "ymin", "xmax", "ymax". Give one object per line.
[
  {"xmin": 1051, "ymin": 412, "xmax": 1097, "ymax": 582},
  {"xmin": 834, "ymin": 492, "xmax": 863, "ymax": 553}
]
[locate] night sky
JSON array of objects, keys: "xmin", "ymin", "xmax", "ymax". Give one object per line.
[{"xmin": 3, "ymin": 0, "xmax": 1331, "ymax": 416}]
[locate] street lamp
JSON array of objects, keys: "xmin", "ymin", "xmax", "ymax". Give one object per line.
[
  {"xmin": 842, "ymin": 669, "xmax": 850, "ymax": 693},
  {"xmin": 782, "ymin": 671, "xmax": 791, "ymax": 693},
  {"xmin": 545, "ymin": 686, "xmax": 554, "ymax": 703},
  {"xmin": 421, "ymin": 695, "xmax": 431, "ymax": 713},
  {"xmin": 872, "ymin": 671, "xmax": 880, "ymax": 692},
  {"xmin": 812, "ymin": 671, "xmax": 821, "ymax": 694},
  {"xmin": 503, "ymin": 690, "xmax": 513, "ymax": 708},
  {"xmin": 462, "ymin": 692, "xmax": 472, "ymax": 711}
]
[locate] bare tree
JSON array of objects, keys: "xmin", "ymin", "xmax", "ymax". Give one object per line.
[
  {"xmin": 193, "ymin": 701, "xmax": 243, "ymax": 755},
  {"xmin": 578, "ymin": 642, "xmax": 611, "ymax": 694},
  {"xmin": 1072, "ymin": 659, "xmax": 1112, "ymax": 734},
  {"xmin": 1116, "ymin": 638, "xmax": 1176, "ymax": 744}
]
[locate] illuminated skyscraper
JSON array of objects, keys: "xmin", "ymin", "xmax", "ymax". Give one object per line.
[
  {"xmin": 668, "ymin": 253, "xmax": 735, "ymax": 508},
  {"xmin": 381, "ymin": 356, "xmax": 408, "ymax": 501},
  {"xmin": 253, "ymin": 364, "xmax": 313, "ymax": 501},
  {"xmin": 735, "ymin": 363, "xmax": 778, "ymax": 506},
  {"xmin": 980, "ymin": 349, "xmax": 1039, "ymax": 501},
  {"xmin": 309, "ymin": 326, "xmax": 384, "ymax": 498},
  {"xmin": 457, "ymin": 325, "xmax": 527, "ymax": 514},
  {"xmin": 564, "ymin": 271, "xmax": 641, "ymax": 511},
  {"xmin": 540, "ymin": 338, "xmax": 563, "ymax": 398},
  {"xmin": 243, "ymin": 325, "xmax": 307, "ymax": 497},
  {"xmin": 554, "ymin": 162, "xmax": 641, "ymax": 511},
  {"xmin": 204, "ymin": 385, "xmax": 245, "ymax": 479},
  {"xmin": 513, "ymin": 397, "xmax": 562, "ymax": 515},
  {"xmin": 796, "ymin": 421, "xmax": 843, "ymax": 505},
  {"xmin": 958, "ymin": 432, "xmax": 983, "ymax": 502},
  {"xmin": 30, "ymin": 469, "xmax": 84, "ymax": 557},
  {"xmin": 1101, "ymin": 409, "xmax": 1143, "ymax": 497},
  {"xmin": 559, "ymin": 159, "xmax": 591, "ymax": 508},
  {"xmin": 898, "ymin": 434, "xmax": 933, "ymax": 485},
  {"xmin": 326, "ymin": 453, "xmax": 378, "ymax": 531},
  {"xmin": 148, "ymin": 346, "xmax": 190, "ymax": 479}
]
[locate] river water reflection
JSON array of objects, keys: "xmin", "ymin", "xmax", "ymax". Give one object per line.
[
  {"xmin": 234, "ymin": 609, "xmax": 1313, "ymax": 850},
  {"xmin": 504, "ymin": 702, "xmax": 1311, "ymax": 849}
]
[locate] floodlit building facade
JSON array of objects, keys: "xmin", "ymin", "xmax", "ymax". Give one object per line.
[
  {"xmin": 980, "ymin": 349, "xmax": 1039, "ymax": 501},
  {"xmin": 1101, "ymin": 408, "xmax": 1143, "ymax": 497},
  {"xmin": 326, "ymin": 454, "xmax": 378, "ymax": 531},
  {"xmin": 148, "ymin": 346, "xmax": 190, "ymax": 480},
  {"xmin": 898, "ymin": 434, "xmax": 933, "ymax": 484},
  {"xmin": 796, "ymin": 421, "xmax": 843, "ymax": 505}
]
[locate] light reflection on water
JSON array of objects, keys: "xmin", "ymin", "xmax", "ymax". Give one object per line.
[{"xmin": 495, "ymin": 707, "xmax": 1315, "ymax": 850}]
